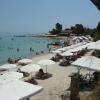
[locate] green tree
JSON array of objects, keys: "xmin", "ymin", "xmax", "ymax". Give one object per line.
[
  {"xmin": 97, "ymin": 22, "xmax": 100, "ymax": 32},
  {"xmin": 55, "ymin": 23, "xmax": 62, "ymax": 33},
  {"xmin": 71, "ymin": 24, "xmax": 84, "ymax": 35},
  {"xmin": 75, "ymin": 24, "xmax": 84, "ymax": 35},
  {"xmin": 49, "ymin": 28, "xmax": 57, "ymax": 35},
  {"xmin": 84, "ymin": 28, "xmax": 96, "ymax": 36},
  {"xmin": 94, "ymin": 22, "xmax": 100, "ymax": 41},
  {"xmin": 49, "ymin": 23, "xmax": 62, "ymax": 35}
]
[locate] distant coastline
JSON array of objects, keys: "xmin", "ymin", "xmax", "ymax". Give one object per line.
[
  {"xmin": 14, "ymin": 34, "xmax": 68, "ymax": 39},
  {"xmin": 32, "ymin": 34, "xmax": 68, "ymax": 38}
]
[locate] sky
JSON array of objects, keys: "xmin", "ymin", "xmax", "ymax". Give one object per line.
[{"xmin": 0, "ymin": 0, "xmax": 100, "ymax": 33}]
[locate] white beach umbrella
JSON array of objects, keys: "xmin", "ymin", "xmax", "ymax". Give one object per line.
[
  {"xmin": 87, "ymin": 42, "xmax": 96, "ymax": 50},
  {"xmin": 82, "ymin": 36, "xmax": 88, "ymax": 40},
  {"xmin": 37, "ymin": 59, "xmax": 55, "ymax": 72},
  {"xmin": 56, "ymin": 47, "xmax": 67, "ymax": 52},
  {"xmin": 87, "ymin": 41, "xmax": 100, "ymax": 50},
  {"xmin": 72, "ymin": 37, "xmax": 79, "ymax": 40},
  {"xmin": 61, "ymin": 51, "xmax": 73, "ymax": 56},
  {"xmin": 96, "ymin": 40, "xmax": 100, "ymax": 43},
  {"xmin": 20, "ymin": 64, "xmax": 41, "ymax": 74},
  {"xmin": 85, "ymin": 42, "xmax": 95, "ymax": 46},
  {"xmin": 51, "ymin": 50, "xmax": 63, "ymax": 54},
  {"xmin": 0, "ymin": 71, "xmax": 23, "ymax": 80},
  {"xmin": 18, "ymin": 58, "xmax": 32, "ymax": 65},
  {"xmin": 69, "ymin": 43, "xmax": 83, "ymax": 49},
  {"xmin": 0, "ymin": 64, "xmax": 17, "ymax": 70},
  {"xmin": 72, "ymin": 56, "xmax": 100, "ymax": 72},
  {"xmin": 68, "ymin": 45, "xmax": 86, "ymax": 53},
  {"xmin": 0, "ymin": 78, "xmax": 43, "ymax": 100},
  {"xmin": 95, "ymin": 40, "xmax": 100, "ymax": 50}
]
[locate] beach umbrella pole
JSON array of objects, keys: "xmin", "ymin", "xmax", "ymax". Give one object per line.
[
  {"xmin": 77, "ymin": 67, "xmax": 81, "ymax": 75},
  {"xmin": 46, "ymin": 65, "xmax": 47, "ymax": 73}
]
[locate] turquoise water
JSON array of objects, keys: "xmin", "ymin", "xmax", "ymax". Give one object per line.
[{"xmin": 0, "ymin": 32, "xmax": 61, "ymax": 65}]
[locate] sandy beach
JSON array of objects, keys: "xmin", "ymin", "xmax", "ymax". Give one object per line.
[{"xmin": 30, "ymin": 53, "xmax": 78, "ymax": 100}]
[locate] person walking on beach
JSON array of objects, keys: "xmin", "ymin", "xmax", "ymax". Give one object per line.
[{"xmin": 49, "ymin": 48, "xmax": 51, "ymax": 53}]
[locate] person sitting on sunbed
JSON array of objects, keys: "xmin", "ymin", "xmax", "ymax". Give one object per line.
[
  {"xmin": 36, "ymin": 69, "xmax": 44, "ymax": 77},
  {"xmin": 35, "ymin": 69, "xmax": 51, "ymax": 79}
]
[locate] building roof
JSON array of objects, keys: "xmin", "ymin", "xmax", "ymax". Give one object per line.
[{"xmin": 61, "ymin": 29, "xmax": 73, "ymax": 33}]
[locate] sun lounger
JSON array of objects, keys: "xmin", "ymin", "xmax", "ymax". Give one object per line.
[
  {"xmin": 35, "ymin": 69, "xmax": 52, "ymax": 79},
  {"xmin": 25, "ymin": 78, "xmax": 38, "ymax": 85}
]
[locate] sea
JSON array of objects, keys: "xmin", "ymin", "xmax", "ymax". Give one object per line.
[{"xmin": 0, "ymin": 32, "xmax": 62, "ymax": 65}]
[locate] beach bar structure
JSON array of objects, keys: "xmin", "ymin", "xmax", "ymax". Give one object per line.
[{"xmin": 90, "ymin": 0, "xmax": 100, "ymax": 10}]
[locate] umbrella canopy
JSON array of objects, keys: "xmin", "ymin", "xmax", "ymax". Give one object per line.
[
  {"xmin": 60, "ymin": 51, "xmax": 73, "ymax": 56},
  {"xmin": 37, "ymin": 59, "xmax": 55, "ymax": 72},
  {"xmin": 20, "ymin": 64, "xmax": 41, "ymax": 74},
  {"xmin": 87, "ymin": 42, "xmax": 96, "ymax": 50},
  {"xmin": 67, "ymin": 44, "xmax": 87, "ymax": 53},
  {"xmin": 72, "ymin": 37, "xmax": 79, "ymax": 40},
  {"xmin": 96, "ymin": 40, "xmax": 100, "ymax": 43},
  {"xmin": 18, "ymin": 58, "xmax": 32, "ymax": 65},
  {"xmin": 0, "ymin": 71, "xmax": 23, "ymax": 80},
  {"xmin": 0, "ymin": 78, "xmax": 43, "ymax": 100},
  {"xmin": 0, "ymin": 64, "xmax": 17, "ymax": 70},
  {"xmin": 87, "ymin": 41, "xmax": 100, "ymax": 50},
  {"xmin": 51, "ymin": 50, "xmax": 63, "ymax": 54},
  {"xmin": 72, "ymin": 56, "xmax": 100, "ymax": 71},
  {"xmin": 57, "ymin": 47, "xmax": 68, "ymax": 51},
  {"xmin": 85, "ymin": 42, "xmax": 95, "ymax": 46},
  {"xmin": 37, "ymin": 59, "xmax": 55, "ymax": 66}
]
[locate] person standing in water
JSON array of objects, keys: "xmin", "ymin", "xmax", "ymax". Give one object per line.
[
  {"xmin": 17, "ymin": 48, "xmax": 19, "ymax": 52},
  {"xmin": 30, "ymin": 47, "xmax": 32, "ymax": 52}
]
